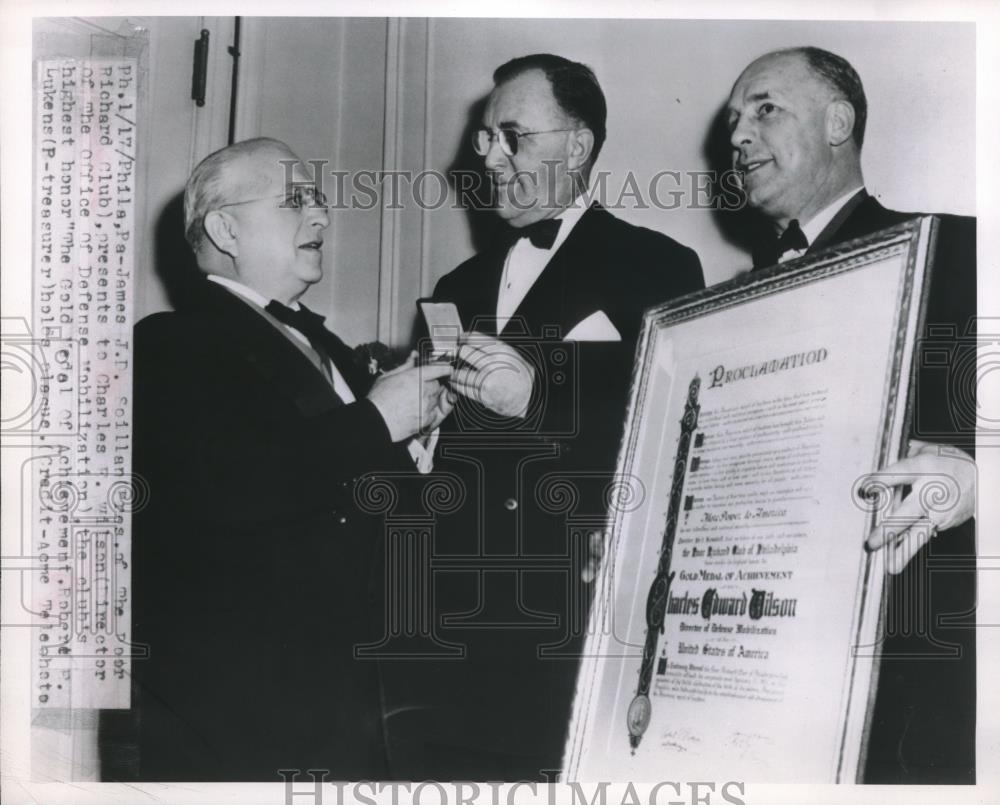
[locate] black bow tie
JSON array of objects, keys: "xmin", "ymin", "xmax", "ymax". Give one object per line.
[
  {"xmin": 516, "ymin": 218, "xmax": 561, "ymax": 249},
  {"xmin": 776, "ymin": 219, "xmax": 809, "ymax": 256},
  {"xmin": 752, "ymin": 218, "xmax": 811, "ymax": 271},
  {"xmin": 265, "ymin": 299, "xmax": 330, "ymax": 345},
  {"xmin": 266, "ymin": 299, "xmax": 347, "ymax": 402},
  {"xmin": 265, "ymin": 300, "xmax": 346, "ymax": 403}
]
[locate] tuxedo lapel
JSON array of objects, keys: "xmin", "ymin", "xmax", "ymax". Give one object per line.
[
  {"xmin": 808, "ymin": 189, "xmax": 869, "ymax": 253},
  {"xmin": 195, "ymin": 280, "xmax": 346, "ymax": 416},
  {"xmin": 508, "ymin": 244, "xmax": 572, "ymax": 337},
  {"xmin": 506, "ymin": 205, "xmax": 606, "ymax": 339},
  {"xmin": 316, "ymin": 329, "xmax": 374, "ymax": 399},
  {"xmin": 752, "ymin": 193, "xmax": 916, "ymax": 269},
  {"xmin": 825, "ymin": 195, "xmax": 915, "ymax": 244},
  {"xmin": 465, "ymin": 244, "xmax": 509, "ymax": 337}
]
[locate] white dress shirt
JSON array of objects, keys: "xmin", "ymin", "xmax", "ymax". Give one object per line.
[
  {"xmin": 778, "ymin": 185, "xmax": 865, "ymax": 263},
  {"xmin": 495, "ymin": 194, "xmax": 591, "ymax": 332},
  {"xmin": 206, "ymin": 274, "xmax": 436, "ymax": 471}
]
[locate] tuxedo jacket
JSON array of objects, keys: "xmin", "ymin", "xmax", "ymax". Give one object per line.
[
  {"xmin": 754, "ymin": 192, "xmax": 977, "ymax": 784},
  {"xmin": 129, "ymin": 278, "xmax": 411, "ymax": 781},
  {"xmin": 380, "ymin": 204, "xmax": 704, "ymax": 780},
  {"xmin": 436, "ymin": 203, "xmax": 704, "ymax": 464}
]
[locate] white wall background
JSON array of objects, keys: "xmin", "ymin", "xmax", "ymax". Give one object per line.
[
  {"xmin": 131, "ymin": 17, "xmax": 975, "ymax": 347},
  {"xmin": 418, "ymin": 18, "xmax": 975, "ymax": 294}
]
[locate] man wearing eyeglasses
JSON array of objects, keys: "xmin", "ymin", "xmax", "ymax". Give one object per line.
[
  {"xmin": 383, "ymin": 55, "xmax": 703, "ymax": 780},
  {"xmin": 129, "ymin": 137, "xmax": 453, "ymax": 780}
]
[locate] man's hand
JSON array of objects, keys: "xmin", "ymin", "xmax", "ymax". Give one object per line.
[
  {"xmin": 450, "ymin": 332, "xmax": 535, "ymax": 418},
  {"xmin": 367, "ymin": 352, "xmax": 453, "ymax": 442},
  {"xmin": 863, "ymin": 440, "xmax": 976, "ymax": 575}
]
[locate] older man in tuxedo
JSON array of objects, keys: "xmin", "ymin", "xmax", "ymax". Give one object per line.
[
  {"xmin": 726, "ymin": 46, "xmax": 977, "ymax": 783},
  {"xmin": 130, "ymin": 137, "xmax": 453, "ymax": 780},
  {"xmin": 381, "ymin": 54, "xmax": 704, "ymax": 780}
]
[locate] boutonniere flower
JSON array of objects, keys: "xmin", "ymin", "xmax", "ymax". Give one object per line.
[{"xmin": 353, "ymin": 341, "xmax": 405, "ymax": 377}]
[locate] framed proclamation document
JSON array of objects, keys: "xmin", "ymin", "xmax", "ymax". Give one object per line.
[{"xmin": 563, "ymin": 217, "xmax": 938, "ymax": 783}]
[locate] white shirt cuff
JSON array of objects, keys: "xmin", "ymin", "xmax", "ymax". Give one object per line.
[{"xmin": 407, "ymin": 428, "xmax": 439, "ymax": 474}]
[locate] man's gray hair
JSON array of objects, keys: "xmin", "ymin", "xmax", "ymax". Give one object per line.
[{"xmin": 183, "ymin": 137, "xmax": 294, "ymax": 253}]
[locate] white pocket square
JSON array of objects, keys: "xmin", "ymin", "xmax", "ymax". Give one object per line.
[{"xmin": 564, "ymin": 310, "xmax": 621, "ymax": 342}]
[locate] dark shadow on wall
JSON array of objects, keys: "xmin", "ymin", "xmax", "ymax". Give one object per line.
[
  {"xmin": 402, "ymin": 93, "xmax": 505, "ymax": 349},
  {"xmin": 701, "ymin": 100, "xmax": 765, "ymax": 262},
  {"xmin": 153, "ymin": 191, "xmax": 203, "ymax": 312}
]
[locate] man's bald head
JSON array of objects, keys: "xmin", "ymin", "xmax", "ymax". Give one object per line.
[
  {"xmin": 727, "ymin": 47, "xmax": 866, "ymax": 227},
  {"xmin": 744, "ymin": 47, "xmax": 868, "ymax": 147}
]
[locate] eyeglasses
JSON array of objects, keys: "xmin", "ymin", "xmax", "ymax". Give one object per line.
[
  {"xmin": 218, "ymin": 184, "xmax": 329, "ymax": 211},
  {"xmin": 472, "ymin": 127, "xmax": 577, "ymax": 157}
]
